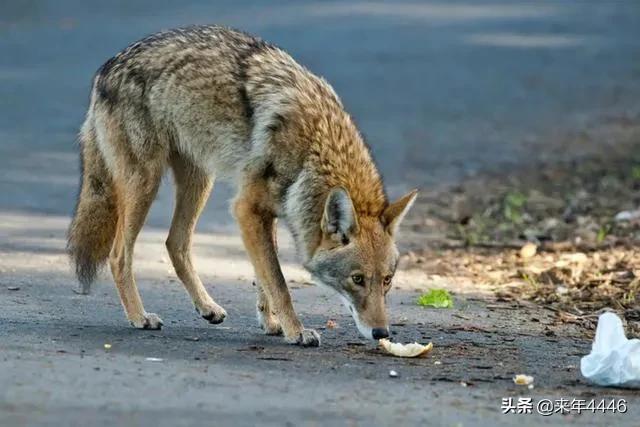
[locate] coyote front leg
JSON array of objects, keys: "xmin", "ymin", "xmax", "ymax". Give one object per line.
[
  {"xmin": 234, "ymin": 185, "xmax": 320, "ymax": 347},
  {"xmin": 256, "ymin": 284, "xmax": 282, "ymax": 335},
  {"xmin": 255, "ymin": 221, "xmax": 282, "ymax": 335}
]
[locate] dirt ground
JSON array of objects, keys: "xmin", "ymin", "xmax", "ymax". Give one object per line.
[{"xmin": 402, "ymin": 118, "xmax": 640, "ymax": 336}]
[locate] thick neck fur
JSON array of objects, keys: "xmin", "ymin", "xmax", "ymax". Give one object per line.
[
  {"xmin": 283, "ymin": 98, "xmax": 387, "ymax": 263},
  {"xmin": 306, "ymin": 110, "xmax": 387, "ymax": 217},
  {"xmin": 247, "ymin": 45, "xmax": 387, "ymax": 262}
]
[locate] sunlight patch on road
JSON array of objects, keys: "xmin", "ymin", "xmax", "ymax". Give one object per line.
[
  {"xmin": 0, "ymin": 211, "xmax": 311, "ymax": 285},
  {"xmin": 0, "ymin": 211, "xmax": 498, "ymax": 293}
]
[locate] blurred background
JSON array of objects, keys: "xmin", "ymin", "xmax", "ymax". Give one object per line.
[{"xmin": 1, "ymin": 0, "xmax": 639, "ymax": 231}]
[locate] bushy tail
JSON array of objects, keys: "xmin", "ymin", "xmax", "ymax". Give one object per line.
[{"xmin": 67, "ymin": 123, "xmax": 118, "ymax": 293}]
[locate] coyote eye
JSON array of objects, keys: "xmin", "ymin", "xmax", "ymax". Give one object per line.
[
  {"xmin": 383, "ymin": 275, "xmax": 393, "ymax": 286},
  {"xmin": 351, "ymin": 274, "xmax": 364, "ymax": 286}
]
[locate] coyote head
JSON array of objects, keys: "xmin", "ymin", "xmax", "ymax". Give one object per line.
[{"xmin": 305, "ymin": 187, "xmax": 417, "ymax": 340}]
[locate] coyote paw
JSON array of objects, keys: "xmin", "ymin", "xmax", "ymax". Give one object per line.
[
  {"xmin": 130, "ymin": 312, "xmax": 163, "ymax": 330},
  {"xmin": 258, "ymin": 313, "xmax": 283, "ymax": 335},
  {"xmin": 290, "ymin": 328, "xmax": 321, "ymax": 347},
  {"xmin": 197, "ymin": 302, "xmax": 227, "ymax": 324}
]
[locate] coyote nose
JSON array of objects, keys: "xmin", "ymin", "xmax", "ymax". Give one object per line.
[{"xmin": 372, "ymin": 327, "xmax": 389, "ymax": 340}]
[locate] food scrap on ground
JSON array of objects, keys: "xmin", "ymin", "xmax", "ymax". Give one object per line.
[
  {"xmin": 379, "ymin": 339, "xmax": 433, "ymax": 358},
  {"xmin": 416, "ymin": 289, "xmax": 454, "ymax": 308},
  {"xmin": 513, "ymin": 374, "xmax": 534, "ymax": 386}
]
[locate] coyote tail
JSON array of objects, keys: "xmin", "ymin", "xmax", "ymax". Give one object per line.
[{"xmin": 67, "ymin": 119, "xmax": 118, "ymax": 293}]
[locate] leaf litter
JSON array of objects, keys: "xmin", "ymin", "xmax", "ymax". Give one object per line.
[{"xmin": 402, "ymin": 129, "xmax": 640, "ymax": 335}]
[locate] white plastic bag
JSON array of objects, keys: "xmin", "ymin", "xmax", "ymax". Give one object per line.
[{"xmin": 580, "ymin": 312, "xmax": 640, "ymax": 388}]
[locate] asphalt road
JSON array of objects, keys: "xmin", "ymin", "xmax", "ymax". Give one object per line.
[
  {"xmin": 3, "ymin": 272, "xmax": 637, "ymax": 427},
  {"xmin": 1, "ymin": 1, "xmax": 640, "ymax": 426}
]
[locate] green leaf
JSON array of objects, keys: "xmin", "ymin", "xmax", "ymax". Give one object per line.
[
  {"xmin": 416, "ymin": 289, "xmax": 454, "ymax": 308},
  {"xmin": 503, "ymin": 191, "xmax": 527, "ymax": 224},
  {"xmin": 596, "ymin": 223, "xmax": 611, "ymax": 244}
]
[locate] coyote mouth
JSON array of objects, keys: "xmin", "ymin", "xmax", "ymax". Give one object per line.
[
  {"xmin": 337, "ymin": 294, "xmax": 376, "ymax": 340},
  {"xmin": 310, "ymin": 277, "xmax": 384, "ymax": 340}
]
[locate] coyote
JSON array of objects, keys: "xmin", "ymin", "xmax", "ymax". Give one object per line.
[{"xmin": 67, "ymin": 26, "xmax": 416, "ymax": 346}]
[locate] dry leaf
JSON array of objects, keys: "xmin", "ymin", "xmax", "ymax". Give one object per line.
[{"xmin": 520, "ymin": 242, "xmax": 537, "ymax": 259}]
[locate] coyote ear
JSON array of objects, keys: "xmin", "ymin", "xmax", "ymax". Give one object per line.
[
  {"xmin": 322, "ymin": 187, "xmax": 359, "ymax": 244},
  {"xmin": 382, "ymin": 189, "xmax": 418, "ymax": 235}
]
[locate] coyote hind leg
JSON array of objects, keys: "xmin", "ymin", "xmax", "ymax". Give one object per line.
[
  {"xmin": 166, "ymin": 154, "xmax": 227, "ymax": 324},
  {"xmin": 109, "ymin": 166, "xmax": 164, "ymax": 330}
]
